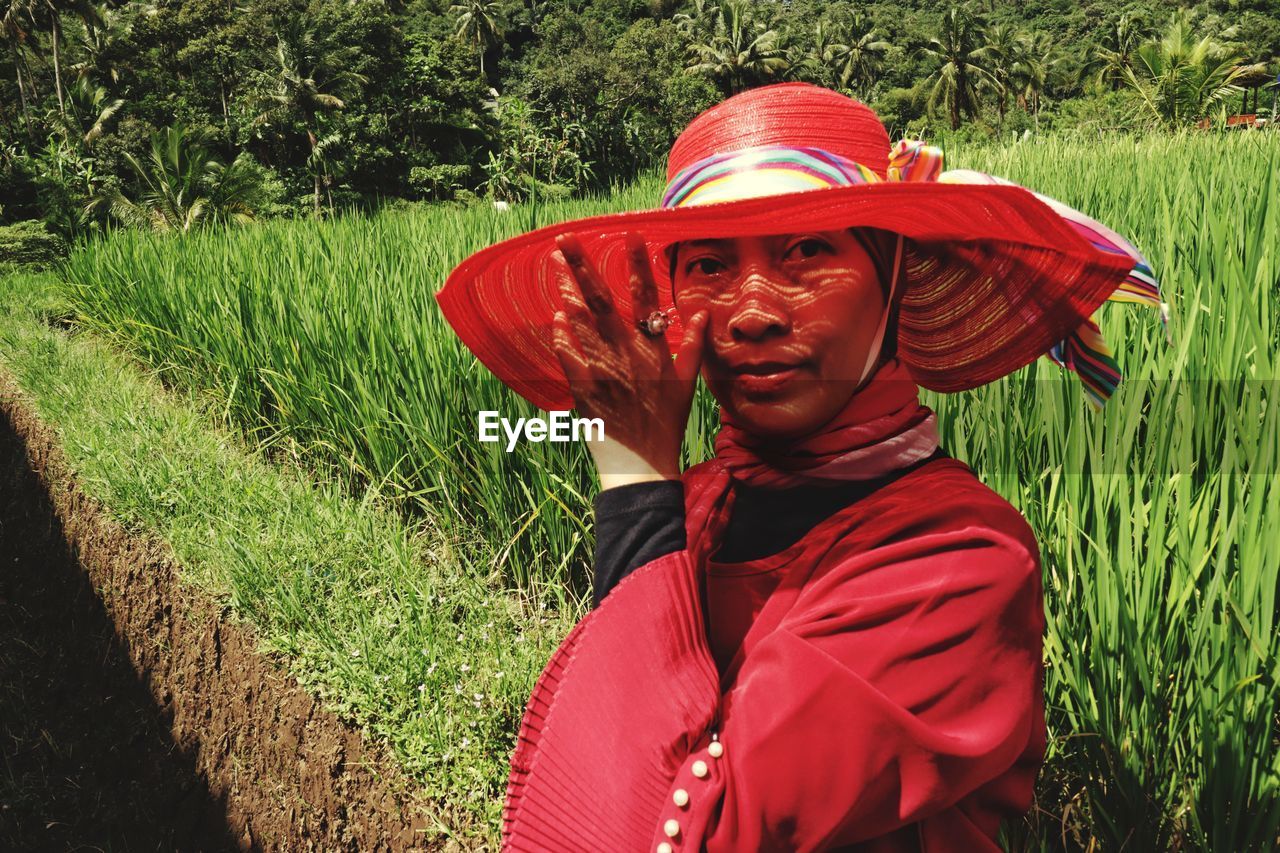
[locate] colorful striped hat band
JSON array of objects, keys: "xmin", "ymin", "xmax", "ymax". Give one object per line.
[
  {"xmin": 660, "ymin": 142, "xmax": 942, "ymax": 209},
  {"xmin": 660, "ymin": 140, "xmax": 1169, "ymax": 409}
]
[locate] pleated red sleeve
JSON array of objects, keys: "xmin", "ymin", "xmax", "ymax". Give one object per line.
[{"xmin": 502, "ymin": 471, "xmax": 1046, "ymax": 852}]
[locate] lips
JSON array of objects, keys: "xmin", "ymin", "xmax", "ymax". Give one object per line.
[
  {"xmin": 727, "ymin": 359, "xmax": 809, "ymax": 394},
  {"xmin": 733, "ymin": 360, "xmax": 800, "ymax": 375}
]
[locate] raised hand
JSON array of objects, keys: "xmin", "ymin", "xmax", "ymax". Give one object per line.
[{"xmin": 550, "ymin": 231, "xmax": 708, "ymax": 491}]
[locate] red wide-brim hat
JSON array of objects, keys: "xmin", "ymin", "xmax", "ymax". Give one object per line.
[{"xmin": 437, "ymin": 83, "xmax": 1166, "ymax": 411}]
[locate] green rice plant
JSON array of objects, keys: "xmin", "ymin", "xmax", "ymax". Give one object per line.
[
  {"xmin": 947, "ymin": 131, "xmax": 1280, "ymax": 850},
  {"xmin": 53, "ymin": 131, "xmax": 1280, "ymax": 849},
  {"xmin": 57, "ymin": 178, "xmax": 659, "ymax": 602}
]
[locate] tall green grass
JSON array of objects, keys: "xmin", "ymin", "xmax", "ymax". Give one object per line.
[
  {"xmin": 56, "ymin": 180, "xmax": 657, "ymax": 604},
  {"xmin": 945, "ymin": 132, "xmax": 1279, "ymax": 850},
  {"xmin": 55, "ymin": 130, "xmax": 1279, "ymax": 849}
]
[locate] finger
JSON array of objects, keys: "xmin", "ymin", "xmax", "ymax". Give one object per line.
[
  {"xmin": 552, "ymin": 249, "xmax": 606, "ymax": 348},
  {"xmin": 672, "ymin": 310, "xmax": 709, "ymax": 386},
  {"xmin": 553, "ymin": 249, "xmax": 619, "ymax": 368},
  {"xmin": 556, "ymin": 232, "xmax": 625, "ymax": 340},
  {"xmin": 551, "ymin": 311, "xmax": 597, "ymax": 404},
  {"xmin": 626, "ymin": 232, "xmax": 661, "ymax": 328}
]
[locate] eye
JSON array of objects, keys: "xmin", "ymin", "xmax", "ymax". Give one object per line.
[
  {"xmin": 784, "ymin": 237, "xmax": 831, "ymax": 261},
  {"xmin": 686, "ymin": 256, "xmax": 725, "ymax": 276}
]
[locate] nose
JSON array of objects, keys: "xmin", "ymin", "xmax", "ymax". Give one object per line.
[{"xmin": 726, "ymin": 272, "xmax": 791, "ymax": 342}]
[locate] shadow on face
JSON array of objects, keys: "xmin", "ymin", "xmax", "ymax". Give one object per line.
[{"xmin": 672, "ymin": 229, "xmax": 890, "ymax": 440}]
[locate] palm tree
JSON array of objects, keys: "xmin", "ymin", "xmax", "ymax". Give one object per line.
[
  {"xmin": 85, "ymin": 121, "xmax": 260, "ymax": 232},
  {"xmin": 1011, "ymin": 31, "xmax": 1060, "ymax": 129},
  {"xmin": 203, "ymin": 151, "xmax": 271, "ymax": 227},
  {"xmin": 918, "ymin": 6, "xmax": 993, "ymax": 130},
  {"xmin": 510, "ymin": 0, "xmax": 550, "ymax": 33},
  {"xmin": 305, "ymin": 129, "xmax": 346, "ymax": 217},
  {"xmin": 688, "ymin": 0, "xmax": 788, "ymax": 95},
  {"xmin": 795, "ymin": 19, "xmax": 840, "ymax": 89},
  {"xmin": 1122, "ymin": 10, "xmax": 1250, "ymax": 126},
  {"xmin": 980, "ymin": 22, "xmax": 1022, "ymax": 129},
  {"xmin": 251, "ymin": 17, "xmax": 367, "ymax": 217},
  {"xmin": 66, "ymin": 1, "xmax": 129, "ymax": 91},
  {"xmin": 31, "ymin": 0, "xmax": 103, "ymax": 118},
  {"xmin": 2, "ymin": 0, "xmax": 41, "ymax": 135},
  {"xmin": 828, "ymin": 13, "xmax": 890, "ymax": 95},
  {"xmin": 451, "ymin": 0, "xmax": 503, "ymax": 80},
  {"xmin": 51, "ymin": 74, "xmax": 122, "ymax": 149},
  {"xmin": 674, "ymin": 0, "xmax": 719, "ymax": 42},
  {"xmin": 1087, "ymin": 13, "xmax": 1151, "ymax": 92}
]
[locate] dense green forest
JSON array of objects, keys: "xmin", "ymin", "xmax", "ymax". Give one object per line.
[{"xmin": 1, "ymin": 0, "xmax": 1276, "ymax": 239}]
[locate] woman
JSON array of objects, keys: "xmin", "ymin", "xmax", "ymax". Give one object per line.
[{"xmin": 437, "ymin": 84, "xmax": 1164, "ymax": 851}]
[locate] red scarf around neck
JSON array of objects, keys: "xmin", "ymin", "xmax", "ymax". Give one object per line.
[{"xmin": 712, "ymin": 357, "xmax": 940, "ymax": 488}]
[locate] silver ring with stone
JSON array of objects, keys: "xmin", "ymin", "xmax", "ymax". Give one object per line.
[{"xmin": 639, "ymin": 309, "xmax": 675, "ymax": 337}]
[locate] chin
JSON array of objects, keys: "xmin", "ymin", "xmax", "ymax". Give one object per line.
[{"xmin": 719, "ymin": 386, "xmax": 841, "ymax": 441}]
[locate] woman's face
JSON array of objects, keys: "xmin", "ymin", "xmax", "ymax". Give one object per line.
[{"xmin": 673, "ymin": 230, "xmax": 887, "ymax": 440}]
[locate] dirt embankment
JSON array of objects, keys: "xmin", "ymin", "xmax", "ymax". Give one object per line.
[{"xmin": 0, "ymin": 375, "xmax": 445, "ymax": 851}]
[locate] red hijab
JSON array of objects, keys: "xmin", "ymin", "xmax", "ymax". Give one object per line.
[
  {"xmin": 713, "ymin": 356, "xmax": 939, "ymax": 488},
  {"xmin": 710, "ymin": 211, "xmax": 937, "ymax": 493}
]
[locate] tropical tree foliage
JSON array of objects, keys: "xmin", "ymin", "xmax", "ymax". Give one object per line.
[
  {"xmin": 919, "ymin": 6, "xmax": 993, "ymax": 130},
  {"xmin": 1011, "ymin": 30, "xmax": 1061, "ymax": 127},
  {"xmin": 47, "ymin": 73, "xmax": 120, "ymax": 149},
  {"xmin": 249, "ymin": 15, "xmax": 368, "ymax": 217},
  {"xmin": 1088, "ymin": 12, "xmax": 1154, "ymax": 91},
  {"xmin": 479, "ymin": 94, "xmax": 594, "ymax": 201},
  {"xmin": 981, "ymin": 22, "xmax": 1021, "ymax": 128},
  {"xmin": 84, "ymin": 121, "xmax": 268, "ymax": 232},
  {"xmin": 451, "ymin": 0, "xmax": 504, "ymax": 81},
  {"xmin": 828, "ymin": 13, "xmax": 891, "ymax": 96},
  {"xmin": 1123, "ymin": 10, "xmax": 1252, "ymax": 125},
  {"xmin": 0, "ymin": 0, "xmax": 1276, "ymax": 231},
  {"xmin": 687, "ymin": 0, "xmax": 788, "ymax": 96}
]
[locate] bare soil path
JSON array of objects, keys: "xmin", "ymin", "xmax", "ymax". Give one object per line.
[
  {"xmin": 0, "ymin": 408, "xmax": 242, "ymax": 851},
  {"xmin": 0, "ymin": 379, "xmax": 439, "ymax": 851}
]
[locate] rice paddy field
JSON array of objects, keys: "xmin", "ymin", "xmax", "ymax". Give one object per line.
[{"xmin": 8, "ymin": 129, "xmax": 1279, "ymax": 849}]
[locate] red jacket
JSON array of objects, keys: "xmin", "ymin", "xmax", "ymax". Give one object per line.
[{"xmin": 503, "ymin": 456, "xmax": 1047, "ymax": 851}]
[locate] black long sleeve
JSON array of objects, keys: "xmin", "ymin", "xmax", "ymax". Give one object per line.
[
  {"xmin": 591, "ymin": 480, "xmax": 686, "ymax": 608},
  {"xmin": 590, "ymin": 447, "xmax": 950, "ymax": 608}
]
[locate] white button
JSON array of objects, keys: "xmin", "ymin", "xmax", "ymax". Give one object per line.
[
  {"xmin": 657, "ymin": 845, "xmax": 673, "ymax": 853},
  {"xmin": 673, "ymin": 788, "xmax": 689, "ymax": 807},
  {"xmin": 708, "ymin": 741, "xmax": 724, "ymax": 758},
  {"xmin": 664, "ymin": 818, "xmax": 680, "ymax": 837},
  {"xmin": 692, "ymin": 760, "xmax": 708, "ymax": 778}
]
